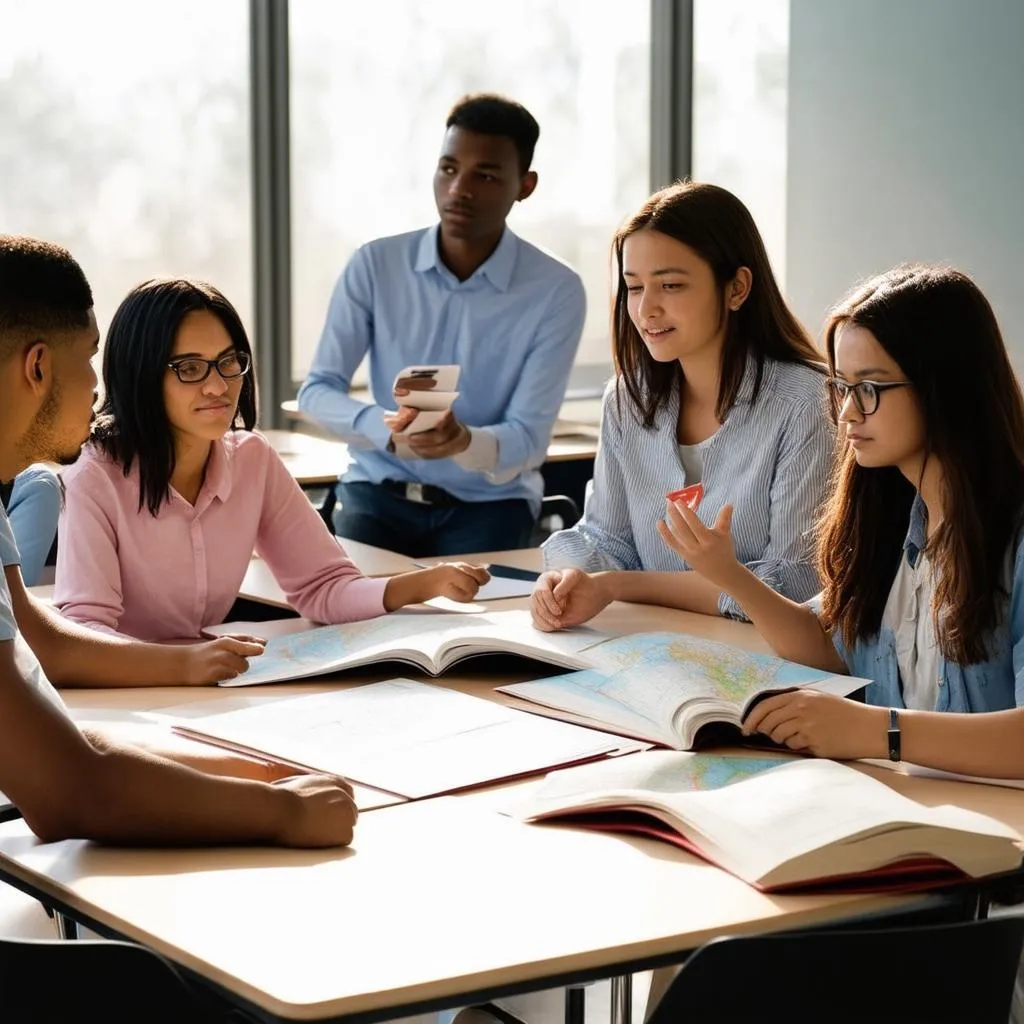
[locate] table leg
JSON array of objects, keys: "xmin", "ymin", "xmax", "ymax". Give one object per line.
[
  {"xmin": 53, "ymin": 911, "xmax": 79, "ymax": 940},
  {"xmin": 565, "ymin": 984, "xmax": 586, "ymax": 1024},
  {"xmin": 610, "ymin": 975, "xmax": 632, "ymax": 1024}
]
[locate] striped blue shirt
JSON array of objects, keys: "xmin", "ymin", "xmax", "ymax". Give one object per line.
[
  {"xmin": 542, "ymin": 358, "xmax": 835, "ymax": 618},
  {"xmin": 297, "ymin": 225, "xmax": 586, "ymax": 516}
]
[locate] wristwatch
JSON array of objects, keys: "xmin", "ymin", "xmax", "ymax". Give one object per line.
[{"xmin": 887, "ymin": 708, "xmax": 902, "ymax": 762}]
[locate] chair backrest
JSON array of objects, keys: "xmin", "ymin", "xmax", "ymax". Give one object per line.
[
  {"xmin": 0, "ymin": 937, "xmax": 218, "ymax": 1023},
  {"xmin": 534, "ymin": 494, "xmax": 581, "ymax": 545},
  {"xmin": 646, "ymin": 916, "xmax": 1024, "ymax": 1024}
]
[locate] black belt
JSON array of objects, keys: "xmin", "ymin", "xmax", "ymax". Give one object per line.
[{"xmin": 379, "ymin": 479, "xmax": 463, "ymax": 506}]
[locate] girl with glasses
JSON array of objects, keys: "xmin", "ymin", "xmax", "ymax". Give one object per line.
[
  {"xmin": 662, "ymin": 263, "xmax": 1024, "ymax": 778},
  {"xmin": 534, "ymin": 181, "xmax": 833, "ymax": 630},
  {"xmin": 53, "ymin": 278, "xmax": 487, "ymax": 672}
]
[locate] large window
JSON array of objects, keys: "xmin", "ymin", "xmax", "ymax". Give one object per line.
[
  {"xmin": 289, "ymin": 0, "xmax": 652, "ymax": 379},
  {"xmin": 692, "ymin": 0, "xmax": 789, "ymax": 285},
  {"xmin": 0, "ymin": 0, "xmax": 252, "ymax": 338}
]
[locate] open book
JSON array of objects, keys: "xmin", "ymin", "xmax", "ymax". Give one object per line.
[
  {"xmin": 222, "ymin": 608, "xmax": 606, "ymax": 687},
  {"xmin": 175, "ymin": 678, "xmax": 642, "ymax": 798},
  {"xmin": 516, "ymin": 751, "xmax": 1024, "ymax": 892},
  {"xmin": 499, "ymin": 632, "xmax": 869, "ymax": 749}
]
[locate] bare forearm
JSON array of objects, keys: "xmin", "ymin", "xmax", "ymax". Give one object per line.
[
  {"xmin": 382, "ymin": 570, "xmax": 430, "ymax": 611},
  {"xmin": 98, "ymin": 724, "xmax": 286, "ymax": 782},
  {"xmin": 896, "ymin": 708, "xmax": 1024, "ymax": 778},
  {"xmin": 61, "ymin": 729, "xmax": 290, "ymax": 845},
  {"xmin": 713, "ymin": 565, "xmax": 844, "ymax": 671},
  {"xmin": 18, "ymin": 591, "xmax": 188, "ymax": 687},
  {"xmin": 599, "ymin": 571, "xmax": 723, "ymax": 616}
]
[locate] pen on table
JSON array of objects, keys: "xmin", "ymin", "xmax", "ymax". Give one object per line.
[{"xmin": 411, "ymin": 561, "xmax": 491, "ymax": 570}]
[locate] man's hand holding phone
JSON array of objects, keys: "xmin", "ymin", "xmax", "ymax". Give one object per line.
[{"xmin": 385, "ymin": 364, "xmax": 468, "ymax": 457}]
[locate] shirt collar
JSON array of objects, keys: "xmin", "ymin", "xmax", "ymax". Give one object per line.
[
  {"xmin": 903, "ymin": 494, "xmax": 928, "ymax": 564},
  {"xmin": 201, "ymin": 436, "xmax": 234, "ymax": 506},
  {"xmin": 414, "ymin": 224, "xmax": 518, "ymax": 292}
]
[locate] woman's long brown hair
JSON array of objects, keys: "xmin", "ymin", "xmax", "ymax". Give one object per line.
[
  {"xmin": 817, "ymin": 265, "xmax": 1024, "ymax": 664},
  {"xmin": 612, "ymin": 181, "xmax": 821, "ymax": 427}
]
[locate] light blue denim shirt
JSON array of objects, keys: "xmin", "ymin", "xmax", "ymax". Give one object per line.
[
  {"xmin": 543, "ymin": 358, "xmax": 835, "ymax": 618},
  {"xmin": 297, "ymin": 225, "xmax": 586, "ymax": 516},
  {"xmin": 829, "ymin": 497, "xmax": 1024, "ymax": 712}
]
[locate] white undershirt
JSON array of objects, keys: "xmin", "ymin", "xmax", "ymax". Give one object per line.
[
  {"xmin": 882, "ymin": 551, "xmax": 941, "ymax": 710},
  {"xmin": 677, "ymin": 443, "xmax": 704, "ymax": 485}
]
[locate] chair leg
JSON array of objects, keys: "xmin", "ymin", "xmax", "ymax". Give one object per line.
[
  {"xmin": 565, "ymin": 985, "xmax": 586, "ymax": 1024},
  {"xmin": 610, "ymin": 975, "xmax": 632, "ymax": 1024},
  {"xmin": 53, "ymin": 911, "xmax": 79, "ymax": 940}
]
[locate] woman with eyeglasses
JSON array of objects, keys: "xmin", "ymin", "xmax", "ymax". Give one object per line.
[
  {"xmin": 54, "ymin": 278, "xmax": 487, "ymax": 670},
  {"xmin": 662, "ymin": 263, "xmax": 1024, "ymax": 778},
  {"xmin": 533, "ymin": 181, "xmax": 833, "ymax": 630}
]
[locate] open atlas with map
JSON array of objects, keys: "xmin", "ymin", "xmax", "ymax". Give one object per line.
[
  {"xmin": 516, "ymin": 751, "xmax": 1024, "ymax": 892},
  {"xmin": 498, "ymin": 632, "xmax": 869, "ymax": 749},
  {"xmin": 219, "ymin": 609, "xmax": 605, "ymax": 687}
]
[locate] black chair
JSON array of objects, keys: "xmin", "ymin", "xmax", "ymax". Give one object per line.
[
  {"xmin": 646, "ymin": 916, "xmax": 1024, "ymax": 1024},
  {"xmin": 0, "ymin": 937, "xmax": 226, "ymax": 1022},
  {"xmin": 534, "ymin": 494, "xmax": 580, "ymax": 544}
]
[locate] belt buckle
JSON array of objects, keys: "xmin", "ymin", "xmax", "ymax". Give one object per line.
[{"xmin": 405, "ymin": 482, "xmax": 430, "ymax": 504}]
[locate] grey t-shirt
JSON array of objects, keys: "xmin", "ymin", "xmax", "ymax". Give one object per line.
[{"xmin": 0, "ymin": 504, "xmax": 65, "ymax": 710}]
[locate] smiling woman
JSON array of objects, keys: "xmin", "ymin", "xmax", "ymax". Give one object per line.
[
  {"xmin": 51, "ymin": 278, "xmax": 491, "ymax": 654},
  {"xmin": 537, "ymin": 181, "xmax": 833, "ymax": 629}
]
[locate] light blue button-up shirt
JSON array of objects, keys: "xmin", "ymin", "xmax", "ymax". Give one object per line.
[
  {"xmin": 830, "ymin": 497, "xmax": 1024, "ymax": 712},
  {"xmin": 297, "ymin": 225, "xmax": 586, "ymax": 516},
  {"xmin": 543, "ymin": 358, "xmax": 834, "ymax": 618}
]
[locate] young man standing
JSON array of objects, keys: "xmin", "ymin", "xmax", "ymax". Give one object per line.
[
  {"xmin": 0, "ymin": 234, "xmax": 355, "ymax": 847},
  {"xmin": 299, "ymin": 94, "xmax": 586, "ymax": 557}
]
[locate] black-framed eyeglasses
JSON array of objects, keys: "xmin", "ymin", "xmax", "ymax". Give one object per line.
[
  {"xmin": 825, "ymin": 377, "xmax": 912, "ymax": 417},
  {"xmin": 166, "ymin": 351, "xmax": 251, "ymax": 385}
]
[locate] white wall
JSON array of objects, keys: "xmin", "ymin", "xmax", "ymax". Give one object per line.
[{"xmin": 786, "ymin": 0, "xmax": 1024, "ymax": 364}]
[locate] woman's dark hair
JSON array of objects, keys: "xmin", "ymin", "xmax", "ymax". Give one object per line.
[
  {"xmin": 612, "ymin": 181, "xmax": 821, "ymax": 428},
  {"xmin": 92, "ymin": 277, "xmax": 257, "ymax": 516},
  {"xmin": 817, "ymin": 264, "xmax": 1024, "ymax": 665}
]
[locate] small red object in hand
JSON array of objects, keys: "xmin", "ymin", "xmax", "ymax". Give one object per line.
[{"xmin": 666, "ymin": 482, "xmax": 704, "ymax": 511}]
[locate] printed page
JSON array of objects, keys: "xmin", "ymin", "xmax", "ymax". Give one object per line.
[
  {"xmin": 177, "ymin": 678, "xmax": 622, "ymax": 798},
  {"xmin": 434, "ymin": 608, "xmax": 608, "ymax": 670},
  {"xmin": 219, "ymin": 608, "xmax": 604, "ymax": 687},
  {"xmin": 644, "ymin": 759, "xmax": 1022, "ymax": 885},
  {"xmin": 502, "ymin": 633, "xmax": 867, "ymax": 747},
  {"xmin": 219, "ymin": 609, "xmax": 467, "ymax": 687},
  {"xmin": 518, "ymin": 750, "xmax": 796, "ymax": 814}
]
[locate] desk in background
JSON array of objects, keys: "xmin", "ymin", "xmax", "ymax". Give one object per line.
[
  {"xmin": 274, "ymin": 393, "xmax": 601, "ymax": 513},
  {"xmin": 238, "ymin": 546, "xmax": 541, "ymax": 609}
]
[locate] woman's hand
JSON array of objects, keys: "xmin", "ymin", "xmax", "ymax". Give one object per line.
[
  {"xmin": 742, "ymin": 690, "xmax": 889, "ymax": 760},
  {"xmin": 181, "ymin": 635, "xmax": 266, "ymax": 684},
  {"xmin": 384, "ymin": 563, "xmax": 490, "ymax": 608},
  {"xmin": 531, "ymin": 568, "xmax": 613, "ymax": 631},
  {"xmin": 657, "ymin": 500, "xmax": 743, "ymax": 591}
]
